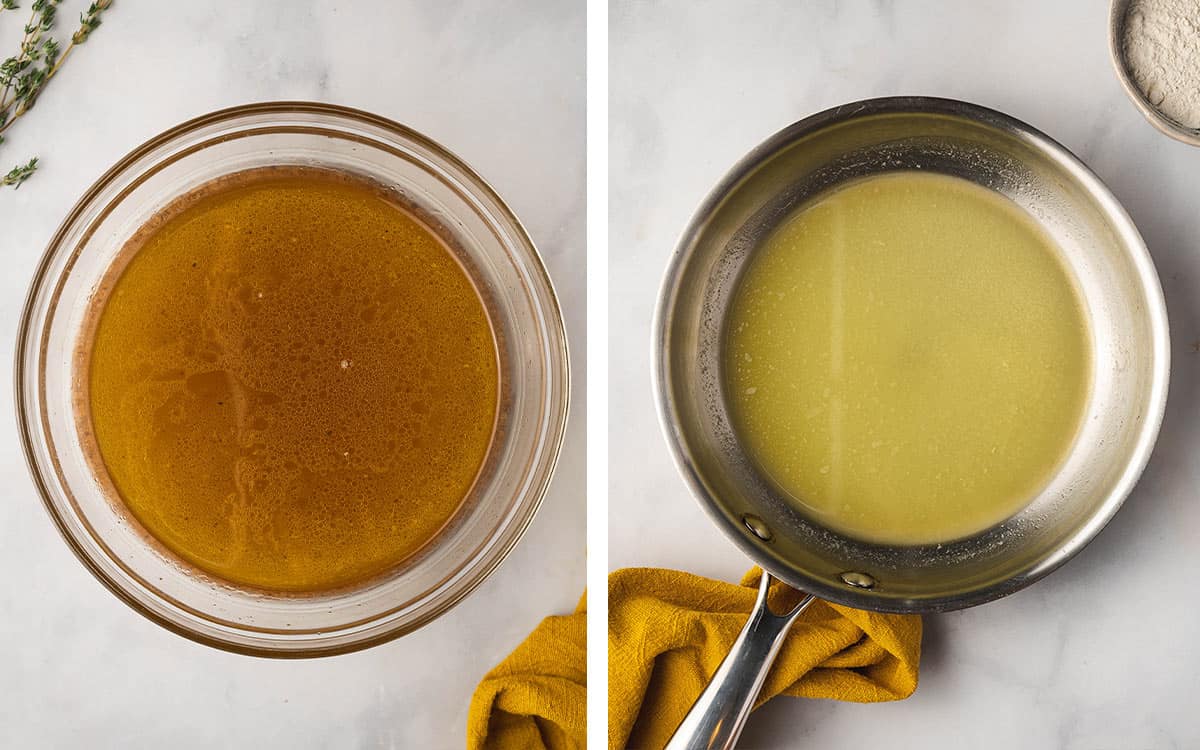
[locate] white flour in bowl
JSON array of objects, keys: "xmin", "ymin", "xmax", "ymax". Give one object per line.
[{"xmin": 1122, "ymin": 0, "xmax": 1200, "ymax": 129}]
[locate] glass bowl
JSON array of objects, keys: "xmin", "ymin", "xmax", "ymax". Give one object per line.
[{"xmin": 15, "ymin": 102, "xmax": 570, "ymax": 656}]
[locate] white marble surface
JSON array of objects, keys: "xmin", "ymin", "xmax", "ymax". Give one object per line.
[
  {"xmin": 0, "ymin": 1, "xmax": 583, "ymax": 747},
  {"xmin": 611, "ymin": 1, "xmax": 1200, "ymax": 747}
]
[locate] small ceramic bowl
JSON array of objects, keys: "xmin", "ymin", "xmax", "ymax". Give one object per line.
[{"xmin": 1109, "ymin": 0, "xmax": 1200, "ymax": 146}]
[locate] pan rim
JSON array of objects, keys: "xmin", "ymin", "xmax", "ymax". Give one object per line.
[{"xmin": 652, "ymin": 95, "xmax": 1170, "ymax": 614}]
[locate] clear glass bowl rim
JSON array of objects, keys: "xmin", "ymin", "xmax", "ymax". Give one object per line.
[{"xmin": 14, "ymin": 101, "xmax": 571, "ymax": 657}]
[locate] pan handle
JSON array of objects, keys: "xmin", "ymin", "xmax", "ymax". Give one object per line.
[{"xmin": 664, "ymin": 571, "xmax": 816, "ymax": 750}]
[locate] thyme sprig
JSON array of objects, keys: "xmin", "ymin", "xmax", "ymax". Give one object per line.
[
  {"xmin": 0, "ymin": 0, "xmax": 111, "ymax": 188},
  {"xmin": 2, "ymin": 154, "xmax": 35, "ymax": 186}
]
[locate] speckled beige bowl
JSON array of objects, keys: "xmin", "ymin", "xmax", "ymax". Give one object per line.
[{"xmin": 1109, "ymin": 0, "xmax": 1200, "ymax": 146}]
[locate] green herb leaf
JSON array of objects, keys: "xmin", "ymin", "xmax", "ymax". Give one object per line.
[
  {"xmin": 3, "ymin": 156, "xmax": 37, "ymax": 187},
  {"xmin": 1, "ymin": 0, "xmax": 111, "ymax": 188}
]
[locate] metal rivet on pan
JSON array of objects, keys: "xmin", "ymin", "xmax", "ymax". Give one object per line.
[
  {"xmin": 742, "ymin": 514, "xmax": 772, "ymax": 541},
  {"xmin": 840, "ymin": 571, "xmax": 876, "ymax": 589}
]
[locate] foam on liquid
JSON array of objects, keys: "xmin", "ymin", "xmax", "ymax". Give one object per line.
[
  {"xmin": 724, "ymin": 172, "xmax": 1092, "ymax": 545},
  {"xmin": 85, "ymin": 168, "xmax": 499, "ymax": 590}
]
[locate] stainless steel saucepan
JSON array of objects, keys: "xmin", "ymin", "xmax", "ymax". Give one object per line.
[{"xmin": 653, "ymin": 97, "xmax": 1169, "ymax": 750}]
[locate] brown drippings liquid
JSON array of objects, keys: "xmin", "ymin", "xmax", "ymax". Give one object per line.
[{"xmin": 83, "ymin": 167, "xmax": 499, "ymax": 591}]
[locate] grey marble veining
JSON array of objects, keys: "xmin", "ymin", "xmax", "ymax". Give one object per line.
[
  {"xmin": 610, "ymin": 1, "xmax": 1199, "ymax": 748},
  {"xmin": 0, "ymin": 1, "xmax": 583, "ymax": 748}
]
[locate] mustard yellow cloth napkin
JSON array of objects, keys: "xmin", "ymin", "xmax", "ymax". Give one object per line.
[
  {"xmin": 468, "ymin": 594, "xmax": 587, "ymax": 750},
  {"xmin": 467, "ymin": 568, "xmax": 922, "ymax": 750},
  {"xmin": 608, "ymin": 567, "xmax": 922, "ymax": 750}
]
